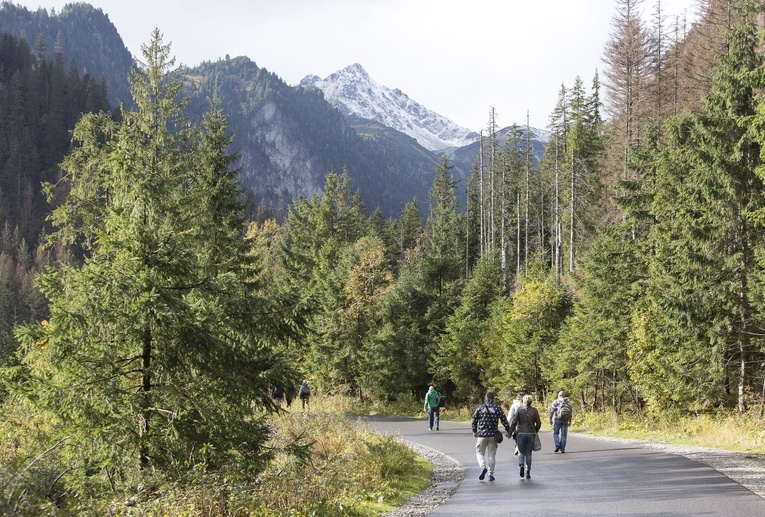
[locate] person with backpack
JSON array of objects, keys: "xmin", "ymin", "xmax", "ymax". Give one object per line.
[
  {"xmin": 424, "ymin": 385, "xmax": 441, "ymax": 431},
  {"xmin": 471, "ymin": 391, "xmax": 511, "ymax": 482},
  {"xmin": 298, "ymin": 380, "xmax": 311, "ymax": 410},
  {"xmin": 549, "ymin": 390, "xmax": 573, "ymax": 453},
  {"xmin": 507, "ymin": 394, "xmax": 542, "ymax": 480}
]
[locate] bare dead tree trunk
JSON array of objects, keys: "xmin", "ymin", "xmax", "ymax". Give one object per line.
[
  {"xmin": 140, "ymin": 324, "xmax": 152, "ymax": 468},
  {"xmin": 569, "ymin": 148, "xmax": 575, "ymax": 273},
  {"xmin": 479, "ymin": 131, "xmax": 485, "ymax": 256},
  {"xmin": 489, "ymin": 109, "xmax": 497, "ymax": 253},
  {"xmin": 554, "ymin": 137, "xmax": 562, "ymax": 278},
  {"xmin": 524, "ymin": 113, "xmax": 530, "ymax": 274},
  {"xmin": 517, "ymin": 191, "xmax": 521, "ymax": 275},
  {"xmin": 501, "ymin": 149, "xmax": 508, "ymax": 287},
  {"xmin": 465, "ymin": 181, "xmax": 470, "ymax": 280}
]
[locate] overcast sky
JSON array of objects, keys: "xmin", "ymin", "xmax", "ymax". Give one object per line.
[{"xmin": 18, "ymin": 0, "xmax": 697, "ymax": 131}]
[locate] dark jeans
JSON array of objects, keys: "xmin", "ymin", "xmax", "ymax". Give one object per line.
[
  {"xmin": 516, "ymin": 432, "xmax": 535, "ymax": 470},
  {"xmin": 428, "ymin": 407, "xmax": 440, "ymax": 429}
]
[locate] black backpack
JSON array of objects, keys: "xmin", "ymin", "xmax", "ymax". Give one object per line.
[{"xmin": 437, "ymin": 394, "xmax": 446, "ymax": 408}]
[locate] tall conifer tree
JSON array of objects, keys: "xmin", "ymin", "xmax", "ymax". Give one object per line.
[
  {"xmin": 11, "ymin": 30, "xmax": 306, "ymax": 491},
  {"xmin": 634, "ymin": 1, "xmax": 765, "ymax": 413}
]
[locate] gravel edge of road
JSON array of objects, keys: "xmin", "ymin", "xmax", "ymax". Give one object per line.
[
  {"xmin": 383, "ymin": 434, "xmax": 765, "ymax": 517},
  {"xmin": 382, "ymin": 441, "xmax": 465, "ymax": 517}
]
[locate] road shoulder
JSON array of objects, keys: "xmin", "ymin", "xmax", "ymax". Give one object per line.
[{"xmin": 580, "ymin": 433, "xmax": 765, "ymax": 499}]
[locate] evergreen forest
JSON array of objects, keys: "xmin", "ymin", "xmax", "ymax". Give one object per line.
[{"xmin": 2, "ymin": 0, "xmax": 765, "ymax": 513}]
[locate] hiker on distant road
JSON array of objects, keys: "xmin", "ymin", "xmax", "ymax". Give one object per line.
[
  {"xmin": 549, "ymin": 390, "xmax": 573, "ymax": 453},
  {"xmin": 471, "ymin": 391, "xmax": 511, "ymax": 482},
  {"xmin": 424, "ymin": 385, "xmax": 441, "ymax": 431}
]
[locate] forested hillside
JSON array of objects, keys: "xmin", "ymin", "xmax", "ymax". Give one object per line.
[
  {"xmin": 0, "ymin": 32, "xmax": 110, "ymax": 362},
  {"xmin": 3, "ymin": 0, "xmax": 765, "ymax": 514},
  {"xmin": 182, "ymin": 56, "xmax": 437, "ymax": 219},
  {"xmin": 0, "ymin": 2, "xmax": 446, "ymax": 222},
  {"xmin": 261, "ymin": 0, "xmax": 765, "ymax": 415},
  {"xmin": 0, "ymin": 1, "xmax": 132, "ymax": 106}
]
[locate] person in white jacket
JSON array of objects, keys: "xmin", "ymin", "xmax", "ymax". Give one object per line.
[{"xmin": 507, "ymin": 393, "xmax": 524, "ymax": 456}]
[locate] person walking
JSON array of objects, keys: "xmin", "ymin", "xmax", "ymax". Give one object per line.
[
  {"xmin": 271, "ymin": 386, "xmax": 283, "ymax": 407},
  {"xmin": 298, "ymin": 380, "xmax": 311, "ymax": 410},
  {"xmin": 471, "ymin": 391, "xmax": 511, "ymax": 482},
  {"xmin": 507, "ymin": 394, "xmax": 541, "ymax": 480},
  {"xmin": 285, "ymin": 383, "xmax": 296, "ymax": 407},
  {"xmin": 424, "ymin": 385, "xmax": 441, "ymax": 431},
  {"xmin": 507, "ymin": 393, "xmax": 524, "ymax": 456},
  {"xmin": 549, "ymin": 390, "xmax": 573, "ymax": 453}
]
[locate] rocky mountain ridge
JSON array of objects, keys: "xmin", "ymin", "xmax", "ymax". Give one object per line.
[{"xmin": 300, "ymin": 63, "xmax": 479, "ymax": 152}]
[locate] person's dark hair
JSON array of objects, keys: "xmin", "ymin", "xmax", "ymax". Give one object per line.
[
  {"xmin": 559, "ymin": 390, "xmax": 567, "ymax": 398},
  {"xmin": 485, "ymin": 391, "xmax": 495, "ymax": 401}
]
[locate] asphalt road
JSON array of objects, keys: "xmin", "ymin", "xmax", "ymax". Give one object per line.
[{"xmin": 364, "ymin": 415, "xmax": 765, "ymax": 516}]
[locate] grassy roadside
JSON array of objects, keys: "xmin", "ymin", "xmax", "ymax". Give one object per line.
[
  {"xmin": 246, "ymin": 404, "xmax": 433, "ymax": 516},
  {"xmin": 570, "ymin": 410, "xmax": 765, "ymax": 454},
  {"xmin": 0, "ymin": 395, "xmax": 433, "ymax": 516}
]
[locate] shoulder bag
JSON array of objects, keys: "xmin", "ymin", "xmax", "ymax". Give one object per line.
[
  {"xmin": 533, "ymin": 408, "xmax": 542, "ymax": 451},
  {"xmin": 483, "ymin": 404, "xmax": 504, "ymax": 443}
]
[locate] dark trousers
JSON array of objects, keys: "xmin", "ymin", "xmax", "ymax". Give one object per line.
[
  {"xmin": 516, "ymin": 433, "xmax": 535, "ymax": 470},
  {"xmin": 428, "ymin": 407, "xmax": 440, "ymax": 429}
]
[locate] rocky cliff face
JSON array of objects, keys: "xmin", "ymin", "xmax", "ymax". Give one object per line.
[
  {"xmin": 183, "ymin": 57, "xmax": 435, "ymax": 219},
  {"xmin": 237, "ymin": 100, "xmax": 323, "ymax": 201}
]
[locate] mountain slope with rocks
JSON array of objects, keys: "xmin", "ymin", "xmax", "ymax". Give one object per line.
[{"xmin": 301, "ymin": 64, "xmax": 479, "ymax": 152}]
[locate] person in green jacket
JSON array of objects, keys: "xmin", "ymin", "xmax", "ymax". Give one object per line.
[{"xmin": 424, "ymin": 385, "xmax": 441, "ymax": 431}]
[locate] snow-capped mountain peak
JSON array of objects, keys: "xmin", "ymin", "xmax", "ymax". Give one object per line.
[{"xmin": 300, "ymin": 63, "xmax": 478, "ymax": 152}]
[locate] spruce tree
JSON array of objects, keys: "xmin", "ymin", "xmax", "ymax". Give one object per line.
[
  {"xmin": 635, "ymin": 1, "xmax": 765, "ymax": 413},
  {"xmin": 555, "ymin": 224, "xmax": 646, "ymax": 411},
  {"xmin": 10, "ymin": 29, "xmax": 306, "ymax": 494},
  {"xmin": 421, "ymin": 157, "xmax": 464, "ymax": 298},
  {"xmin": 436, "ymin": 253, "xmax": 503, "ymax": 399}
]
